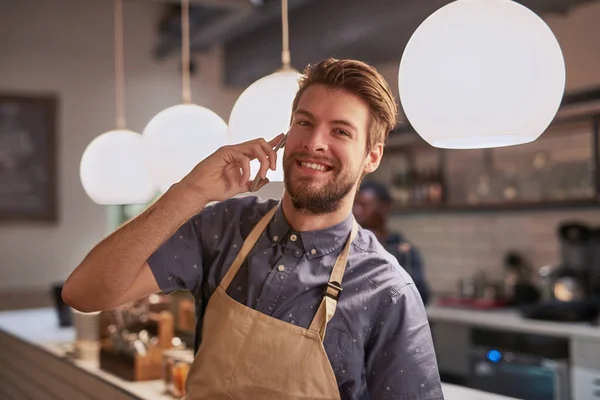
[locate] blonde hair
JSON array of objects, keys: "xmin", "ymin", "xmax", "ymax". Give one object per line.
[{"xmin": 291, "ymin": 58, "xmax": 398, "ymax": 151}]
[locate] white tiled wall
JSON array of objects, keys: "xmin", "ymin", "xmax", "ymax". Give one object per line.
[{"xmin": 391, "ymin": 209, "xmax": 600, "ymax": 295}]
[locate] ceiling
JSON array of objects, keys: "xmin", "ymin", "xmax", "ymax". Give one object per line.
[{"xmin": 153, "ymin": 0, "xmax": 598, "ymax": 87}]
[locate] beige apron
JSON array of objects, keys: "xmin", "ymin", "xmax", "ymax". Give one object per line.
[{"xmin": 184, "ymin": 205, "xmax": 358, "ymax": 400}]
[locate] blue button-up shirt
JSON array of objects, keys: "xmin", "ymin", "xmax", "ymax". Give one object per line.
[
  {"xmin": 383, "ymin": 233, "xmax": 430, "ymax": 306},
  {"xmin": 148, "ymin": 196, "xmax": 443, "ymax": 399}
]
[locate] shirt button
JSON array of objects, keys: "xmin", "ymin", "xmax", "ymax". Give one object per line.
[
  {"xmin": 278, "ymin": 265, "xmax": 285, "ymax": 272},
  {"xmin": 311, "ymin": 249, "xmax": 317, "ymax": 255},
  {"xmin": 273, "ymin": 235, "xmax": 279, "ymax": 242},
  {"xmin": 290, "ymin": 234, "xmax": 297, "ymax": 242}
]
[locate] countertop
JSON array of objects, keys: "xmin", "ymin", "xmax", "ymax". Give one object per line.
[
  {"xmin": 426, "ymin": 304, "xmax": 600, "ymax": 341},
  {"xmin": 0, "ymin": 307, "xmax": 172, "ymax": 400},
  {"xmin": 0, "ymin": 307, "xmax": 517, "ymax": 400}
]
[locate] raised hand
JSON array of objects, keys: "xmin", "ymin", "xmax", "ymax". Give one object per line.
[{"xmin": 178, "ymin": 132, "xmax": 285, "ymax": 204}]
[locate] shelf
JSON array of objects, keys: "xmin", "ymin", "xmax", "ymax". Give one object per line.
[
  {"xmin": 390, "ymin": 198, "xmax": 600, "ymax": 215},
  {"xmin": 372, "ymin": 87, "xmax": 600, "ymax": 215}
]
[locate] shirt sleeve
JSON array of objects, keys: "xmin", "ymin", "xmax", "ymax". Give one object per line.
[
  {"xmin": 406, "ymin": 247, "xmax": 430, "ymax": 306},
  {"xmin": 146, "ymin": 202, "xmax": 216, "ymax": 295},
  {"xmin": 365, "ymin": 282, "xmax": 444, "ymax": 400}
]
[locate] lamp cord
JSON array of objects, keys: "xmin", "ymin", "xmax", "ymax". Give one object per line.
[
  {"xmin": 182, "ymin": 0, "xmax": 192, "ymax": 104},
  {"xmin": 281, "ymin": 0, "xmax": 291, "ymax": 69},
  {"xmin": 114, "ymin": 0, "xmax": 126, "ymax": 129}
]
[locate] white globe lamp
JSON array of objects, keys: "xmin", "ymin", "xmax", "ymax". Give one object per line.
[
  {"xmin": 398, "ymin": 0, "xmax": 566, "ymax": 149},
  {"xmin": 141, "ymin": 0, "xmax": 229, "ymax": 194},
  {"xmin": 80, "ymin": 129, "xmax": 156, "ymax": 205},
  {"xmin": 79, "ymin": 0, "xmax": 157, "ymax": 205},
  {"xmin": 228, "ymin": 69, "xmax": 301, "ymax": 181},
  {"xmin": 142, "ymin": 104, "xmax": 228, "ymax": 194}
]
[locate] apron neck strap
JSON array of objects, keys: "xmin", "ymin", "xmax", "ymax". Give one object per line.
[
  {"xmin": 219, "ymin": 204, "xmax": 278, "ymax": 290},
  {"xmin": 327, "ymin": 219, "xmax": 358, "ymax": 294},
  {"xmin": 309, "ymin": 219, "xmax": 358, "ymax": 340}
]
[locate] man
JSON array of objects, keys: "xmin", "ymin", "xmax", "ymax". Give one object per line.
[
  {"xmin": 63, "ymin": 58, "xmax": 443, "ymax": 399},
  {"xmin": 353, "ymin": 180, "xmax": 430, "ymax": 305}
]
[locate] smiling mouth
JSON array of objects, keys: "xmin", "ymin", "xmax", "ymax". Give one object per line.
[{"xmin": 297, "ymin": 160, "xmax": 333, "ymax": 172}]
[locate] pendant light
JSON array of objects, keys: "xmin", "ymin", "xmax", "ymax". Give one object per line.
[
  {"xmin": 398, "ymin": 0, "xmax": 566, "ymax": 149},
  {"xmin": 142, "ymin": 0, "xmax": 228, "ymax": 194},
  {"xmin": 228, "ymin": 0, "xmax": 302, "ymax": 182},
  {"xmin": 80, "ymin": 0, "xmax": 156, "ymax": 205}
]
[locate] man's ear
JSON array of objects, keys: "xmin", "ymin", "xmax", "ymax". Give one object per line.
[{"xmin": 363, "ymin": 143, "xmax": 384, "ymax": 174}]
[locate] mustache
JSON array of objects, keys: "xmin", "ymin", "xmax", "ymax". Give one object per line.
[{"xmin": 288, "ymin": 151, "xmax": 340, "ymax": 167}]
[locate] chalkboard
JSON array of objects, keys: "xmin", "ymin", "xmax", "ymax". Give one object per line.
[{"xmin": 0, "ymin": 93, "xmax": 58, "ymax": 222}]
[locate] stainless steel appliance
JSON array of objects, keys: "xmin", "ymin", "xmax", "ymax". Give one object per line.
[
  {"xmin": 520, "ymin": 222, "xmax": 600, "ymax": 323},
  {"xmin": 466, "ymin": 328, "xmax": 571, "ymax": 400}
]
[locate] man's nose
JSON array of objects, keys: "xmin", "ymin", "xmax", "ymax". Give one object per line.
[{"xmin": 302, "ymin": 127, "xmax": 328, "ymax": 153}]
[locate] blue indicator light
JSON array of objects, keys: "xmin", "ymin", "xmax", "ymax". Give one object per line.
[{"xmin": 486, "ymin": 349, "xmax": 502, "ymax": 363}]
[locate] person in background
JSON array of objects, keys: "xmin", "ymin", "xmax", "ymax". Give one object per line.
[{"xmin": 354, "ymin": 180, "xmax": 430, "ymax": 305}]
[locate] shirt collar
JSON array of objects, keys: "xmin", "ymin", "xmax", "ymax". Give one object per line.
[
  {"xmin": 266, "ymin": 204, "xmax": 290, "ymax": 246},
  {"xmin": 266, "ymin": 203, "xmax": 355, "ymax": 258}
]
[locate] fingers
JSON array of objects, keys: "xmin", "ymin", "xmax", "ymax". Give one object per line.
[
  {"xmin": 257, "ymin": 139, "xmax": 278, "ymax": 171},
  {"xmin": 248, "ymin": 143, "xmax": 271, "ymax": 180},
  {"xmin": 227, "ymin": 151, "xmax": 251, "ymax": 187},
  {"xmin": 228, "ymin": 134, "xmax": 284, "ymax": 185},
  {"xmin": 238, "ymin": 138, "xmax": 279, "ymax": 177}
]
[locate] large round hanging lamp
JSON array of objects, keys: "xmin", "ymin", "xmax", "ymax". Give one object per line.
[
  {"xmin": 228, "ymin": 0, "xmax": 301, "ymax": 182},
  {"xmin": 80, "ymin": 0, "xmax": 156, "ymax": 205},
  {"xmin": 142, "ymin": 0, "xmax": 227, "ymax": 193},
  {"xmin": 398, "ymin": 0, "xmax": 566, "ymax": 149},
  {"xmin": 143, "ymin": 103, "xmax": 227, "ymax": 193},
  {"xmin": 80, "ymin": 129, "xmax": 156, "ymax": 204}
]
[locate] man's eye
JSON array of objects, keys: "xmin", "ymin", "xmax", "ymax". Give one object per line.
[
  {"xmin": 297, "ymin": 120, "xmax": 310, "ymax": 126},
  {"xmin": 335, "ymin": 128, "xmax": 350, "ymax": 136}
]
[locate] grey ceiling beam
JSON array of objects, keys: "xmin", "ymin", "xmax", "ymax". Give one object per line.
[
  {"xmin": 188, "ymin": 0, "xmax": 318, "ymax": 52},
  {"xmin": 150, "ymin": 0, "xmax": 600, "ymax": 83},
  {"xmin": 222, "ymin": 0, "xmax": 449, "ymax": 86},
  {"xmin": 221, "ymin": 0, "xmax": 599, "ymax": 87},
  {"xmin": 146, "ymin": 0, "xmax": 256, "ymax": 9},
  {"xmin": 152, "ymin": 0, "xmax": 318, "ymax": 59}
]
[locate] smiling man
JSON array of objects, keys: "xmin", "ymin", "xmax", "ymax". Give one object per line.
[{"xmin": 62, "ymin": 58, "xmax": 444, "ymax": 400}]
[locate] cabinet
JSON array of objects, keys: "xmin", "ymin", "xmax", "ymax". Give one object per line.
[
  {"xmin": 571, "ymin": 338, "xmax": 600, "ymax": 400},
  {"xmin": 430, "ymin": 321, "xmax": 470, "ymax": 379},
  {"xmin": 368, "ymin": 87, "xmax": 600, "ymax": 213}
]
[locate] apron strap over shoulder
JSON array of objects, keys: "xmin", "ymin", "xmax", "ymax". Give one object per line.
[
  {"xmin": 309, "ymin": 219, "xmax": 358, "ymax": 340},
  {"xmin": 219, "ymin": 204, "xmax": 278, "ymax": 290}
]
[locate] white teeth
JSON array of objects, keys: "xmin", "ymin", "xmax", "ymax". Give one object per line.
[{"xmin": 301, "ymin": 161, "xmax": 327, "ymax": 172}]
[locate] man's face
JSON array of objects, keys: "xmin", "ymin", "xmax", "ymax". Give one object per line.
[
  {"xmin": 283, "ymin": 84, "xmax": 382, "ymax": 214},
  {"xmin": 352, "ymin": 189, "xmax": 382, "ymax": 227}
]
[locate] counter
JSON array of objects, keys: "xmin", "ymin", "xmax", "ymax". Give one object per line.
[
  {"xmin": 427, "ymin": 304, "xmax": 600, "ymax": 340},
  {"xmin": 427, "ymin": 304, "xmax": 600, "ymax": 400},
  {"xmin": 0, "ymin": 307, "xmax": 516, "ymax": 400}
]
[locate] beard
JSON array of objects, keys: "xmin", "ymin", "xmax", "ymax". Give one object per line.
[{"xmin": 283, "ymin": 151, "xmax": 360, "ymax": 215}]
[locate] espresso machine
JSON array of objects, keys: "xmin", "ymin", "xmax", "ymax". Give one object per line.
[
  {"xmin": 589, "ymin": 227, "xmax": 600, "ymax": 296},
  {"xmin": 553, "ymin": 222, "xmax": 591, "ymax": 301},
  {"xmin": 521, "ymin": 221, "xmax": 600, "ymax": 322}
]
